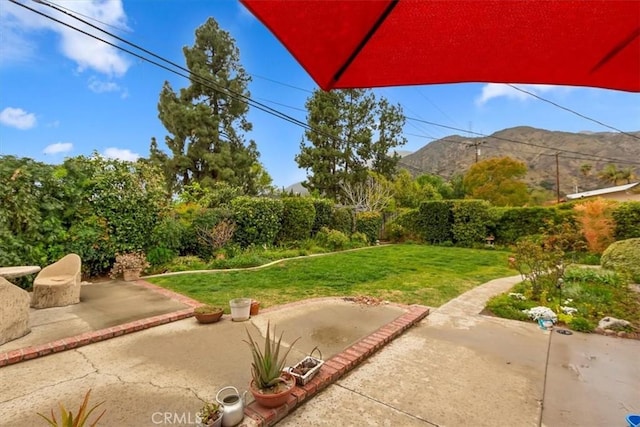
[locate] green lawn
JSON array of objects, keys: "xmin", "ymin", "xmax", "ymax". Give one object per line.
[{"xmin": 148, "ymin": 244, "xmax": 514, "ymax": 311}]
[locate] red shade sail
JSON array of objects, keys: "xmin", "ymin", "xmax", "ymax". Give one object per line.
[{"xmin": 241, "ymin": 0, "xmax": 640, "ymax": 92}]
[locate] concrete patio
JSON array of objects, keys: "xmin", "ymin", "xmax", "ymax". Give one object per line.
[{"xmin": 0, "ymin": 277, "xmax": 637, "ymax": 426}]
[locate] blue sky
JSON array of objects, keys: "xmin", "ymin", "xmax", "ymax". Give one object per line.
[{"xmin": 1, "ymin": 0, "xmax": 639, "ymax": 188}]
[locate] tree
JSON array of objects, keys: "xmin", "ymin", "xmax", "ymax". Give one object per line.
[
  {"xmin": 579, "ymin": 163, "xmax": 592, "ymax": 177},
  {"xmin": 340, "ymin": 172, "xmax": 394, "ymax": 212},
  {"xmin": 416, "ymin": 173, "xmax": 454, "ymax": 199},
  {"xmin": 368, "ymin": 98, "xmax": 407, "ymax": 178},
  {"xmin": 597, "ymin": 164, "xmax": 622, "ymax": 185},
  {"xmin": 463, "ymin": 156, "xmax": 529, "ymax": 206},
  {"xmin": 296, "ymin": 89, "xmax": 406, "ymax": 201},
  {"xmin": 151, "ymin": 18, "xmax": 267, "ymax": 195},
  {"xmin": 618, "ymin": 167, "xmax": 637, "ymax": 184},
  {"xmin": 392, "ymin": 170, "xmax": 443, "ymax": 208}
]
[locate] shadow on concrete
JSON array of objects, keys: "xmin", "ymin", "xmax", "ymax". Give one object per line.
[{"xmin": 0, "ymin": 281, "xmax": 189, "ymax": 353}]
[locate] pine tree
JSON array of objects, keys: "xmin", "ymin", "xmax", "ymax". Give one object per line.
[
  {"xmin": 152, "ymin": 18, "xmax": 267, "ymax": 195},
  {"xmin": 296, "ymin": 89, "xmax": 405, "ymax": 202}
]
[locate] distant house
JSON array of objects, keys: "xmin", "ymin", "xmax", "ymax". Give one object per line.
[{"xmin": 566, "ymin": 182, "xmax": 640, "ymax": 202}]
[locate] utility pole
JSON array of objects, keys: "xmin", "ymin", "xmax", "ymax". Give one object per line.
[
  {"xmin": 555, "ymin": 152, "xmax": 561, "ymax": 204},
  {"xmin": 468, "ymin": 140, "xmax": 485, "ymax": 163}
]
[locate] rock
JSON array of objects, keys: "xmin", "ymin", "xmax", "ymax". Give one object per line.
[
  {"xmin": 617, "ymin": 331, "xmax": 627, "ymax": 338},
  {"xmin": 0, "ymin": 277, "xmax": 31, "ymax": 345},
  {"xmin": 604, "ymin": 329, "xmax": 617, "ymax": 336},
  {"xmin": 598, "ymin": 316, "xmax": 631, "ymax": 330}
]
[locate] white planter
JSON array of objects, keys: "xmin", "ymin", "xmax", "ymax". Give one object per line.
[
  {"xmin": 287, "ymin": 355, "xmax": 324, "ymax": 385},
  {"xmin": 229, "ymin": 298, "xmax": 251, "ymax": 321}
]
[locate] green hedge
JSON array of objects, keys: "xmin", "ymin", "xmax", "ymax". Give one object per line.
[
  {"xmin": 451, "ymin": 200, "xmax": 492, "ymax": 246},
  {"xmin": 355, "ymin": 211, "xmax": 382, "ymax": 243},
  {"xmin": 231, "ymin": 197, "xmax": 283, "ymax": 248},
  {"xmin": 418, "ymin": 201, "xmax": 452, "ymax": 244},
  {"xmin": 311, "ymin": 198, "xmax": 333, "ymax": 235},
  {"xmin": 331, "ymin": 206, "xmax": 355, "ymax": 234},
  {"xmin": 277, "ymin": 197, "xmax": 316, "ymax": 244},
  {"xmin": 612, "ymin": 202, "xmax": 640, "ymax": 240},
  {"xmin": 491, "ymin": 206, "xmax": 573, "ymax": 244}
]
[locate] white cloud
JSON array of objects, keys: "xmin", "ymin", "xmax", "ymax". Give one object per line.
[
  {"xmin": 43, "ymin": 142, "xmax": 73, "ymax": 155},
  {"xmin": 1, "ymin": 0, "xmax": 130, "ymax": 76},
  {"xmin": 475, "ymin": 84, "xmax": 565, "ymax": 106},
  {"xmin": 88, "ymin": 77, "xmax": 121, "ymax": 94},
  {"xmin": 0, "ymin": 107, "xmax": 37, "ymax": 129},
  {"xmin": 103, "ymin": 147, "xmax": 140, "ymax": 162}
]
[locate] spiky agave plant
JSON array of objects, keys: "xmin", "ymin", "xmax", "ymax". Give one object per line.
[
  {"xmin": 244, "ymin": 322, "xmax": 300, "ymax": 392},
  {"xmin": 37, "ymin": 389, "xmax": 106, "ymax": 427}
]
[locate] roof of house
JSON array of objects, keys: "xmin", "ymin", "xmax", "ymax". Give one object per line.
[{"xmin": 566, "ymin": 182, "xmax": 640, "ymax": 200}]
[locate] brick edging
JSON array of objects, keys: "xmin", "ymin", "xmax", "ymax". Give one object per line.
[
  {"xmin": 0, "ymin": 280, "xmax": 202, "ymax": 368},
  {"xmin": 244, "ymin": 305, "xmax": 430, "ymax": 426}
]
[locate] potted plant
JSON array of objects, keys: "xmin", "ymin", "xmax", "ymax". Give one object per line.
[
  {"xmin": 287, "ymin": 347, "xmax": 324, "ymax": 386},
  {"xmin": 110, "ymin": 252, "xmax": 150, "ymax": 281},
  {"xmin": 250, "ymin": 300, "xmax": 260, "ymax": 316},
  {"xmin": 194, "ymin": 305, "xmax": 224, "ymax": 324},
  {"xmin": 196, "ymin": 401, "xmax": 222, "ymax": 427},
  {"xmin": 244, "ymin": 322, "xmax": 299, "ymax": 408}
]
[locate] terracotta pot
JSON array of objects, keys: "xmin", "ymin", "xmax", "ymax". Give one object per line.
[
  {"xmin": 250, "ymin": 300, "xmax": 260, "ymax": 316},
  {"xmin": 195, "ymin": 310, "xmax": 224, "ymax": 324},
  {"xmin": 249, "ymin": 372, "xmax": 295, "ymax": 408},
  {"xmin": 122, "ymin": 269, "xmax": 141, "ymax": 281}
]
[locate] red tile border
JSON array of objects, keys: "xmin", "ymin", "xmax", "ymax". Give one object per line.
[
  {"xmin": 243, "ymin": 305, "xmax": 430, "ymax": 426},
  {"xmin": 0, "ymin": 280, "xmax": 200, "ymax": 368}
]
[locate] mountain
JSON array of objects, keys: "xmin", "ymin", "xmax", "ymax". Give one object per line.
[{"xmin": 399, "ymin": 126, "xmax": 640, "ymax": 196}]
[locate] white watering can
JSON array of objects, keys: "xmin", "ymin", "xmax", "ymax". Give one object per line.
[{"xmin": 216, "ymin": 386, "xmax": 247, "ymax": 427}]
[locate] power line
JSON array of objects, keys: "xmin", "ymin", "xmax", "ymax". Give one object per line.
[
  {"xmin": 32, "ymin": 0, "xmax": 132, "ymax": 33},
  {"xmin": 506, "ymin": 84, "xmax": 640, "ymax": 140},
  {"xmin": 13, "ymin": 0, "xmax": 640, "ymax": 170},
  {"xmin": 15, "ymin": 0, "xmax": 316, "ymax": 133}
]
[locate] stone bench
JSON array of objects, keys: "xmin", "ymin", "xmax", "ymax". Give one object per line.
[
  {"xmin": 0, "ymin": 276, "xmax": 31, "ymax": 345},
  {"xmin": 31, "ymin": 254, "xmax": 82, "ymax": 309}
]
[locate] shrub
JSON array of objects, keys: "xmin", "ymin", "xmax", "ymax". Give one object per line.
[
  {"xmin": 485, "ymin": 293, "xmax": 531, "ymax": 321},
  {"xmin": 331, "ymin": 206, "xmax": 354, "ymax": 234},
  {"xmin": 511, "ymin": 238, "xmax": 564, "ymax": 302},
  {"xmin": 569, "ymin": 317, "xmax": 595, "ymax": 332},
  {"xmin": 600, "ymin": 238, "xmax": 640, "ymax": 282},
  {"xmin": 450, "ymin": 200, "xmax": 491, "ymax": 247},
  {"xmin": 574, "ymin": 199, "xmax": 615, "ymax": 254},
  {"xmin": 418, "ymin": 200, "xmax": 451, "ymax": 244},
  {"xmin": 311, "ymin": 198, "xmax": 333, "ymax": 235},
  {"xmin": 151, "ymin": 215, "xmax": 186, "ymax": 254},
  {"xmin": 196, "ymin": 219, "xmax": 237, "ymax": 260},
  {"xmin": 349, "ymin": 231, "xmax": 369, "ymax": 248},
  {"xmin": 67, "ymin": 215, "xmax": 117, "ymax": 277},
  {"xmin": 164, "ymin": 256, "xmax": 208, "ymax": 272},
  {"xmin": 315, "ymin": 227, "xmax": 349, "ymax": 251},
  {"xmin": 384, "ymin": 222, "xmax": 407, "ymax": 242},
  {"xmin": 355, "ymin": 211, "xmax": 382, "ymax": 243},
  {"xmin": 277, "ymin": 197, "xmax": 316, "ymax": 244},
  {"xmin": 146, "ymin": 247, "xmax": 176, "ymax": 267},
  {"xmin": 611, "ymin": 201, "xmax": 640, "ymax": 240},
  {"xmin": 231, "ymin": 197, "xmax": 283, "ymax": 248},
  {"xmin": 564, "ymin": 267, "xmax": 622, "ymax": 287}
]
